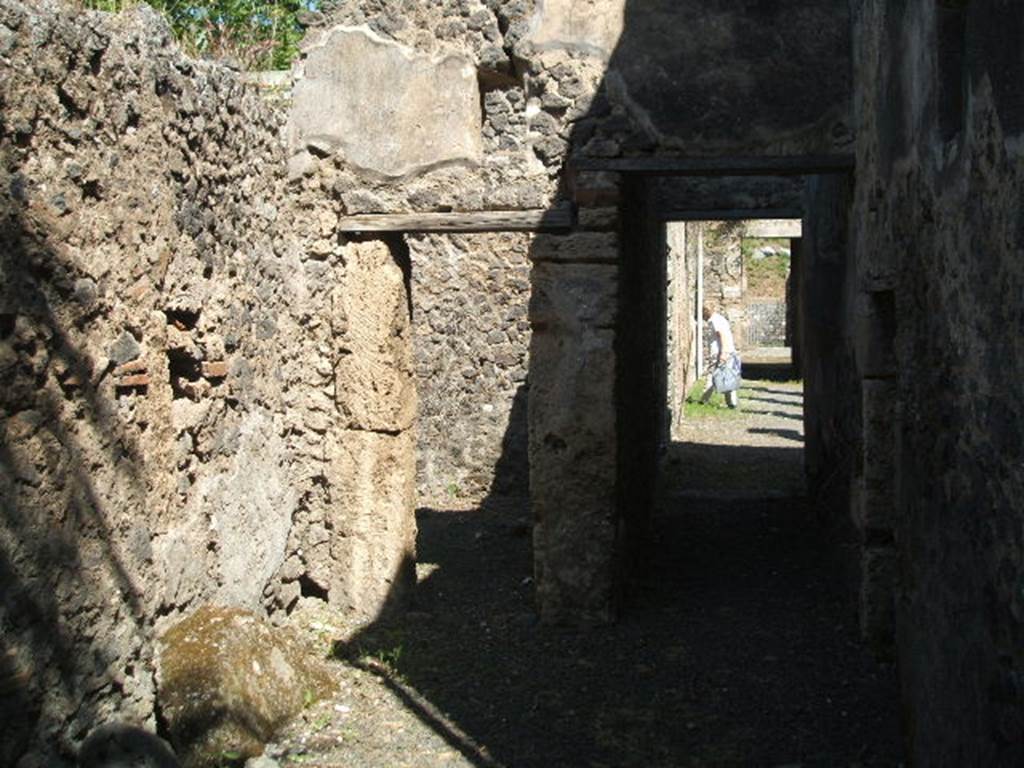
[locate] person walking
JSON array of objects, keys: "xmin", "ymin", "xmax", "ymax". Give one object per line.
[{"xmin": 699, "ymin": 305, "xmax": 741, "ymax": 408}]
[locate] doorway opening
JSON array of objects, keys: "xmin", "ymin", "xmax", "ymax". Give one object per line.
[
  {"xmin": 608, "ymin": 170, "xmax": 902, "ymax": 762},
  {"xmin": 664, "ymin": 217, "xmax": 805, "ymax": 500}
]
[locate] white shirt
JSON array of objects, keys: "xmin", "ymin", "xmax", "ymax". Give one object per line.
[{"xmin": 707, "ymin": 312, "xmax": 736, "ymax": 360}]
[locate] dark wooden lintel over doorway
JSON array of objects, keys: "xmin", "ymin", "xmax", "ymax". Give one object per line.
[
  {"xmin": 570, "ymin": 154, "xmax": 856, "ymax": 176},
  {"xmin": 337, "ymin": 203, "xmax": 575, "ymax": 234}
]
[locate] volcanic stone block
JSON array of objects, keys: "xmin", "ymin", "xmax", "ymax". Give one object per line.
[
  {"xmin": 528, "ymin": 0, "xmax": 626, "ymax": 58},
  {"xmin": 290, "ymin": 26, "xmax": 482, "ymax": 178},
  {"xmin": 858, "ymin": 378, "xmax": 897, "ymax": 533},
  {"xmin": 531, "ymin": 231, "xmax": 620, "ymax": 263},
  {"xmin": 529, "ymin": 261, "xmax": 618, "ymax": 330},
  {"xmin": 859, "ymin": 545, "xmax": 896, "ymax": 658},
  {"xmin": 529, "ymin": 261, "xmax": 618, "ymax": 623},
  {"xmin": 333, "ymin": 240, "xmax": 415, "ymax": 433},
  {"xmin": 327, "ymin": 428, "xmax": 416, "ymax": 618}
]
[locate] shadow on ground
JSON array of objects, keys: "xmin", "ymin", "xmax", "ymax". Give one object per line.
[
  {"xmin": 662, "ymin": 442, "xmax": 806, "ymax": 499},
  {"xmin": 319, "ymin": 364, "xmax": 902, "ymax": 767},
  {"xmin": 742, "ymin": 360, "xmax": 800, "ymax": 382},
  {"xmin": 332, "ymin": 488, "xmax": 902, "ymax": 767}
]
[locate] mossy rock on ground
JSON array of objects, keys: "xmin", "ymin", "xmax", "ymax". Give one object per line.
[
  {"xmin": 157, "ymin": 605, "xmax": 334, "ymax": 768},
  {"xmin": 78, "ymin": 722, "xmax": 181, "ymax": 768}
]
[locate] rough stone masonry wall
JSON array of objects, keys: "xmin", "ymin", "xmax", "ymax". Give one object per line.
[
  {"xmin": 410, "ymin": 232, "xmax": 531, "ymax": 502},
  {"xmin": 290, "ymin": 2, "xmax": 560, "ymax": 506},
  {"xmin": 744, "ymin": 302, "xmax": 787, "ymax": 347},
  {"xmin": 298, "ymin": 0, "xmax": 853, "ymax": 622},
  {"xmin": 0, "ymin": 1, "xmax": 415, "ymax": 761},
  {"xmin": 665, "ymin": 221, "xmax": 693, "ymax": 439},
  {"xmin": 698, "ymin": 221, "xmax": 746, "ymax": 345},
  {"xmin": 851, "ymin": 1, "xmax": 1024, "ymax": 763}
]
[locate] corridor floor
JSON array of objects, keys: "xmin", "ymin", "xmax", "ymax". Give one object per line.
[{"xmin": 268, "ymin": 377, "xmax": 903, "ymax": 767}]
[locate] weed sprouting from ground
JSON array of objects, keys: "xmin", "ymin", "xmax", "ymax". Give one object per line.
[{"xmin": 331, "ymin": 626, "xmax": 410, "ymax": 681}]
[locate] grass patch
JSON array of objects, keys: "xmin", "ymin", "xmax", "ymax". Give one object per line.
[
  {"xmin": 741, "ymin": 237, "xmax": 791, "ymax": 298},
  {"xmin": 682, "ymin": 382, "xmax": 745, "ymax": 420},
  {"xmin": 331, "ymin": 625, "xmax": 411, "ymax": 681}
]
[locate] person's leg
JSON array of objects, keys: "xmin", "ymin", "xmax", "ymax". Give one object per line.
[
  {"xmin": 726, "ymin": 353, "xmax": 741, "ymax": 408},
  {"xmin": 700, "ymin": 373, "xmax": 715, "ymax": 403}
]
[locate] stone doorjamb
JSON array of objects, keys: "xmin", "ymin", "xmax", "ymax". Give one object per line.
[{"xmin": 529, "ymin": 156, "xmax": 866, "ymax": 626}]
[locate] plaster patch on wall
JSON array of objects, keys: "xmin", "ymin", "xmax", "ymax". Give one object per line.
[
  {"xmin": 290, "ymin": 25, "xmax": 482, "ymax": 179},
  {"xmin": 527, "ymin": 0, "xmax": 626, "ymax": 58},
  {"xmin": 192, "ymin": 411, "xmax": 295, "ymax": 609}
]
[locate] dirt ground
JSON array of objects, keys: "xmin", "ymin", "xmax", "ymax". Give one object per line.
[
  {"xmin": 664, "ymin": 375, "xmax": 806, "ymax": 499},
  {"xmin": 265, "ymin": 376, "xmax": 904, "ymax": 767}
]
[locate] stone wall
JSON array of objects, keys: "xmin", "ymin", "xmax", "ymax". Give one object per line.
[
  {"xmin": 851, "ymin": 1, "xmax": 1024, "ymax": 763},
  {"xmin": 799, "ymin": 173, "xmax": 862, "ymax": 614},
  {"xmin": 665, "ymin": 221, "xmax": 694, "ymax": 438},
  {"xmin": 744, "ymin": 301, "xmax": 787, "ymax": 347},
  {"xmin": 290, "ymin": 2, "xmax": 562, "ymax": 213},
  {"xmin": 0, "ymin": 1, "xmax": 415, "ymax": 761},
  {"xmin": 409, "ymin": 232, "xmax": 531, "ymax": 502},
  {"xmin": 0, "ymin": 0, "xmax": 877, "ymax": 759},
  {"xmin": 699, "ymin": 221, "xmax": 746, "ymax": 344}
]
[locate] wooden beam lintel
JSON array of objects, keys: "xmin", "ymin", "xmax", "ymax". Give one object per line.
[
  {"xmin": 571, "ymin": 154, "xmax": 855, "ymax": 176},
  {"xmin": 660, "ymin": 208, "xmax": 805, "ymax": 222},
  {"xmin": 337, "ymin": 204, "xmax": 574, "ymax": 234}
]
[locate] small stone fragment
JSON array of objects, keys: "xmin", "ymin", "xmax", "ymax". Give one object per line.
[{"xmin": 108, "ymin": 331, "xmax": 142, "ymax": 365}]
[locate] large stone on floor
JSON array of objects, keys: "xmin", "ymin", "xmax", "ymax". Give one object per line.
[
  {"xmin": 157, "ymin": 606, "xmax": 333, "ymax": 768},
  {"xmin": 78, "ymin": 723, "xmax": 180, "ymax": 768},
  {"xmin": 290, "ymin": 26, "xmax": 482, "ymax": 178}
]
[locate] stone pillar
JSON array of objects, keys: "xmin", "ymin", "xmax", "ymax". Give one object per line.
[
  {"xmin": 787, "ymin": 237, "xmax": 803, "ymax": 377},
  {"xmin": 854, "ymin": 288, "xmax": 898, "ymax": 656},
  {"xmin": 327, "ymin": 238, "xmax": 417, "ymax": 619},
  {"xmin": 666, "ymin": 222, "xmax": 691, "ymax": 440},
  {"xmin": 529, "ymin": 172, "xmax": 620, "ymax": 623}
]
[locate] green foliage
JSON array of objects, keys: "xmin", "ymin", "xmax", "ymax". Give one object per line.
[
  {"xmin": 374, "ymin": 643, "xmax": 403, "ymax": 669},
  {"xmin": 683, "ymin": 382, "xmax": 743, "ymax": 420},
  {"xmin": 741, "ymin": 237, "xmax": 791, "ymax": 298},
  {"xmin": 83, "ymin": 0, "xmax": 314, "ymax": 70},
  {"xmin": 333, "ymin": 627, "xmax": 409, "ymax": 680}
]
